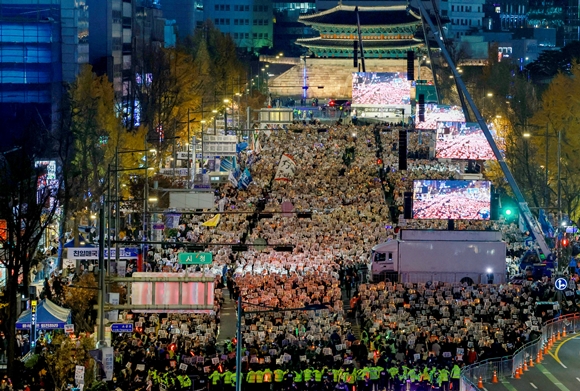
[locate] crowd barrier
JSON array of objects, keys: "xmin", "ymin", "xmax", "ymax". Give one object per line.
[{"xmin": 460, "ymin": 312, "xmax": 580, "ymax": 390}]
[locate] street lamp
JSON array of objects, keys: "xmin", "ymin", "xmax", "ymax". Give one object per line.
[
  {"xmin": 482, "ymin": 92, "xmax": 493, "ymax": 117},
  {"xmin": 521, "ymin": 123, "xmax": 552, "ymax": 209},
  {"xmin": 224, "ymin": 99, "xmax": 230, "ymax": 132}
]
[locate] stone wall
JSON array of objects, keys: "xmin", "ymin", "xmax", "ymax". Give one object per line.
[{"xmin": 267, "ymin": 58, "xmax": 433, "ymax": 99}]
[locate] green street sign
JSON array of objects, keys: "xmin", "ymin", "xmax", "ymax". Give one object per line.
[{"xmin": 178, "ymin": 252, "xmax": 213, "ymax": 265}]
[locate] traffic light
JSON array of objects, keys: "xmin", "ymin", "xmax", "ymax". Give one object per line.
[
  {"xmin": 561, "ymin": 237, "xmax": 569, "ymax": 247},
  {"xmin": 500, "ymin": 197, "xmax": 518, "ymax": 221},
  {"xmin": 377, "ymin": 158, "xmax": 383, "ymax": 165}
]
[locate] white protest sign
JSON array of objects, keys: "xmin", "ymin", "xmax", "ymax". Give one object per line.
[{"xmin": 75, "ymin": 365, "xmax": 85, "ymax": 385}]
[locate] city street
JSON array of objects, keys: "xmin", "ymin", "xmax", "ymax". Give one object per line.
[{"xmin": 484, "ymin": 335, "xmax": 580, "ymax": 391}]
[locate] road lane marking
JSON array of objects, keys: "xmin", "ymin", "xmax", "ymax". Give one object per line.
[
  {"xmin": 530, "ymin": 383, "xmax": 538, "ymax": 389},
  {"xmin": 576, "ymin": 377, "xmax": 580, "ymax": 382},
  {"xmin": 551, "ymin": 334, "xmax": 580, "ymax": 367},
  {"xmin": 501, "ymin": 380, "xmax": 518, "ymax": 391},
  {"xmin": 548, "ymin": 353, "xmax": 569, "ymax": 368},
  {"xmin": 535, "ymin": 364, "xmax": 571, "ymax": 391}
]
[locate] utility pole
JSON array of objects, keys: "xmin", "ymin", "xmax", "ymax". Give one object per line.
[
  {"xmin": 97, "ymin": 207, "xmax": 106, "ymax": 348},
  {"xmin": 545, "ymin": 122, "xmax": 549, "ymax": 209}
]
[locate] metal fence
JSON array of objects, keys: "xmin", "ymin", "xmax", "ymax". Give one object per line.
[
  {"xmin": 370, "ymin": 272, "xmax": 506, "ymax": 285},
  {"xmin": 460, "ymin": 313, "xmax": 580, "ymax": 391},
  {"xmin": 400, "ymin": 272, "xmax": 493, "ymax": 285}
]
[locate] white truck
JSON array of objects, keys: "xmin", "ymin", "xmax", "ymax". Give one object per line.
[{"xmin": 368, "ymin": 230, "xmax": 506, "ymax": 284}]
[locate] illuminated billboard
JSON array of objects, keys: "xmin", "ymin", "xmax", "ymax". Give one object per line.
[
  {"xmin": 435, "ymin": 121, "xmax": 499, "ymax": 160},
  {"xmin": 352, "ymin": 72, "xmax": 411, "ymax": 106},
  {"xmin": 415, "ymin": 104, "xmax": 465, "ymax": 130},
  {"xmin": 131, "ymin": 272, "xmax": 215, "ymax": 313},
  {"xmin": 35, "ymin": 160, "xmax": 59, "ymax": 205},
  {"xmin": 412, "ymin": 179, "xmax": 491, "ymax": 220}
]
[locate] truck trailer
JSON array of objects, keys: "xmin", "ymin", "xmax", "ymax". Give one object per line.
[{"xmin": 369, "ymin": 230, "xmax": 507, "ymax": 284}]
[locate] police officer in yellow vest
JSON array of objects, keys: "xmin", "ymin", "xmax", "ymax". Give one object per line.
[
  {"xmin": 209, "ymin": 369, "xmax": 223, "ymax": 391},
  {"xmin": 230, "ymin": 368, "xmax": 240, "ymax": 390},
  {"xmin": 247, "ymin": 367, "xmax": 258, "ymax": 386},
  {"xmin": 222, "ymin": 369, "xmax": 234, "ymax": 391},
  {"xmin": 256, "ymin": 368, "xmax": 265, "ymax": 391},
  {"xmin": 294, "ymin": 368, "xmax": 304, "ymax": 390},
  {"xmin": 273, "ymin": 367, "xmax": 286, "ymax": 391},
  {"xmin": 450, "ymin": 363, "xmax": 461, "ymax": 391}
]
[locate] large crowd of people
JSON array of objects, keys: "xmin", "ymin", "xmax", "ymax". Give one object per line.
[
  {"xmin": 12, "ymin": 117, "xmax": 572, "ymax": 391},
  {"xmin": 415, "ymin": 106, "xmax": 465, "ymax": 130},
  {"xmin": 435, "ymin": 123, "xmax": 495, "ymax": 160},
  {"xmin": 352, "ymin": 73, "xmax": 411, "ymax": 106}
]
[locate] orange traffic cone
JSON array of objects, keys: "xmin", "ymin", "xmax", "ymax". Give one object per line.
[
  {"xmin": 543, "ymin": 344, "xmax": 548, "ymax": 354},
  {"xmin": 563, "ymin": 328, "xmax": 567, "ymax": 337},
  {"xmin": 477, "ymin": 376, "xmax": 484, "ymax": 389},
  {"xmin": 492, "ymin": 370, "xmax": 499, "ymax": 383},
  {"xmin": 557, "ymin": 331, "xmax": 561, "ymax": 340},
  {"xmin": 529, "ymin": 356, "xmax": 534, "ymax": 368},
  {"xmin": 523, "ymin": 360, "xmax": 529, "ymax": 371},
  {"xmin": 537, "ymin": 352, "xmax": 541, "ymax": 364},
  {"xmin": 514, "ymin": 365, "xmax": 521, "ymax": 379}
]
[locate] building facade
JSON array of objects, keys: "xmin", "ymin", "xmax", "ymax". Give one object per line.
[
  {"xmin": 296, "ymin": 5, "xmax": 426, "ymax": 58},
  {"xmin": 161, "ymin": 0, "xmax": 274, "ymax": 52},
  {"xmin": 272, "ymin": 0, "xmax": 317, "ymax": 57},
  {"xmin": 160, "ymin": 0, "xmax": 204, "ymax": 38},
  {"xmin": 87, "ymin": 0, "xmax": 128, "ymax": 96},
  {"xmin": 437, "ymin": 0, "xmax": 486, "ymax": 39},
  {"xmin": 0, "ymin": 0, "xmax": 88, "ymax": 145}
]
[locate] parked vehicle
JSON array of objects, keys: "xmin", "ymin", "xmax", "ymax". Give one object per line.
[{"xmin": 368, "ymin": 229, "xmax": 507, "ymax": 284}]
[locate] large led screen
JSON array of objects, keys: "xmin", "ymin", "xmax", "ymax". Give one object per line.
[
  {"xmin": 436, "ymin": 121, "xmax": 497, "ymax": 160},
  {"xmin": 352, "ymin": 72, "xmax": 411, "ymax": 106},
  {"xmin": 415, "ymin": 104, "xmax": 465, "ymax": 130},
  {"xmin": 412, "ymin": 180, "xmax": 491, "ymax": 220}
]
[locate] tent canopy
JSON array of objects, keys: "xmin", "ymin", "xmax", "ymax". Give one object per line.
[
  {"xmin": 64, "ymin": 235, "xmax": 94, "ymax": 248},
  {"xmin": 16, "ymin": 299, "xmax": 71, "ymax": 330}
]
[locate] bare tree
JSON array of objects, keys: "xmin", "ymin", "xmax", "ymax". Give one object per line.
[{"xmin": 0, "ymin": 130, "xmax": 61, "ymax": 378}]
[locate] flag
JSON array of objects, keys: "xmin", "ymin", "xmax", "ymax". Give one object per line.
[
  {"xmin": 253, "ymin": 133, "xmax": 262, "ymax": 154},
  {"xmin": 220, "ymin": 156, "xmax": 237, "ymax": 172},
  {"xmin": 228, "ymin": 170, "xmax": 239, "ymax": 187},
  {"xmin": 202, "ymin": 214, "xmax": 221, "ymax": 227},
  {"xmin": 274, "ymin": 154, "xmax": 297, "ymax": 181},
  {"xmin": 518, "ymin": 213, "xmax": 526, "ymax": 234},
  {"xmin": 246, "ymin": 151, "xmax": 258, "ymax": 168},
  {"xmin": 238, "ymin": 168, "xmax": 253, "ymax": 190},
  {"xmin": 236, "ymin": 142, "xmax": 248, "ymax": 154},
  {"xmin": 538, "ymin": 209, "xmax": 554, "ymax": 238}
]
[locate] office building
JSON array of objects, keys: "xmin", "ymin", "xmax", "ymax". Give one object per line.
[
  {"xmin": 161, "ymin": 0, "xmax": 273, "ymax": 52},
  {"xmin": 0, "ymin": 0, "xmax": 88, "ymax": 144}
]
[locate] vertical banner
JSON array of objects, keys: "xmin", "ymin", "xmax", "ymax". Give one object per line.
[
  {"xmin": 137, "ymin": 248, "xmax": 143, "ymax": 272},
  {"xmin": 31, "ymin": 300, "xmax": 37, "ymax": 348},
  {"xmin": 102, "ymin": 347, "xmax": 114, "ymax": 381},
  {"xmin": 117, "ymin": 261, "xmax": 127, "ymax": 277},
  {"xmin": 75, "ymin": 365, "xmax": 85, "ymax": 386},
  {"xmin": 107, "ymin": 293, "xmax": 120, "ymax": 322}
]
